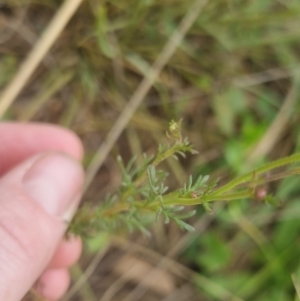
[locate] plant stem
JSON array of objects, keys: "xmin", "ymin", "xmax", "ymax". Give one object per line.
[
  {"xmin": 100, "ymin": 190, "xmax": 253, "ymax": 218},
  {"xmin": 236, "ymin": 167, "xmax": 300, "ymax": 188},
  {"xmin": 70, "ymin": 146, "xmax": 300, "ymax": 237},
  {"xmin": 211, "ymin": 152, "xmax": 300, "ymax": 196},
  {"xmin": 119, "ymin": 142, "xmax": 189, "ymax": 203},
  {"xmin": 162, "ymin": 191, "xmax": 252, "ymax": 206},
  {"xmin": 152, "ymin": 144, "xmax": 180, "ymax": 166}
]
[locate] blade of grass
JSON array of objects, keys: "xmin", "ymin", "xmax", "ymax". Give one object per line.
[
  {"xmin": 292, "ymin": 274, "xmax": 300, "ymax": 301},
  {"xmin": 247, "ymin": 79, "xmax": 298, "ymax": 163},
  {"xmin": 236, "ymin": 245, "xmax": 294, "ymax": 299},
  {"xmin": 0, "ymin": 0, "xmax": 84, "ymax": 118},
  {"xmin": 19, "ymin": 70, "xmax": 74, "ymax": 121},
  {"xmin": 61, "ymin": 245, "xmax": 109, "ymax": 301},
  {"xmin": 229, "ymin": 205, "xmax": 286, "ymax": 284},
  {"xmin": 112, "ymin": 236, "xmax": 244, "ymax": 301},
  {"xmin": 233, "ymin": 67, "xmax": 300, "ymax": 88}
]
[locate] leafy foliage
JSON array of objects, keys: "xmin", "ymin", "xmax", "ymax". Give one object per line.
[
  {"xmin": 68, "ymin": 120, "xmax": 201, "ymax": 237},
  {"xmin": 68, "ymin": 120, "xmax": 300, "ymax": 239}
]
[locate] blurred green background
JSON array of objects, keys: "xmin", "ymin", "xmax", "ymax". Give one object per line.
[{"xmin": 2, "ymin": 0, "xmax": 300, "ymax": 300}]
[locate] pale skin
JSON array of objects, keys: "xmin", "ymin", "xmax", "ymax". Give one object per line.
[{"xmin": 0, "ymin": 122, "xmax": 84, "ymax": 301}]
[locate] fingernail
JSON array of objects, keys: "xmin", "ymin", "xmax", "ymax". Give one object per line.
[{"xmin": 23, "ymin": 153, "xmax": 84, "ymax": 217}]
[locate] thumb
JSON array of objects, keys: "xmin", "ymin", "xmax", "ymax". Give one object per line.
[{"xmin": 0, "ymin": 153, "xmax": 84, "ymax": 301}]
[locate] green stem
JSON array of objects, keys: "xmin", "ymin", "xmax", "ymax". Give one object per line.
[
  {"xmin": 149, "ymin": 190, "xmax": 252, "ymax": 208},
  {"xmin": 152, "ymin": 144, "xmax": 179, "ymax": 166},
  {"xmin": 211, "ymin": 152, "xmax": 300, "ymax": 196},
  {"xmin": 205, "ymin": 191, "xmax": 252, "ymax": 202},
  {"xmin": 119, "ymin": 143, "xmax": 185, "ymax": 203},
  {"xmin": 71, "ymin": 153, "xmax": 300, "ymax": 237},
  {"xmin": 99, "ymin": 190, "xmax": 252, "ymax": 218},
  {"xmin": 237, "ymin": 167, "xmax": 300, "ymax": 188}
]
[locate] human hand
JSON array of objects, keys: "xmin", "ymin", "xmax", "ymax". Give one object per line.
[{"xmin": 0, "ymin": 122, "xmax": 84, "ymax": 301}]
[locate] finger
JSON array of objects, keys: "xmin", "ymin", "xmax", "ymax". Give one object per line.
[
  {"xmin": 0, "ymin": 153, "xmax": 84, "ymax": 301},
  {"xmin": 0, "ymin": 122, "xmax": 83, "ymax": 176},
  {"xmin": 48, "ymin": 235, "xmax": 82, "ymax": 269},
  {"xmin": 35, "ymin": 268, "xmax": 70, "ymax": 301}
]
